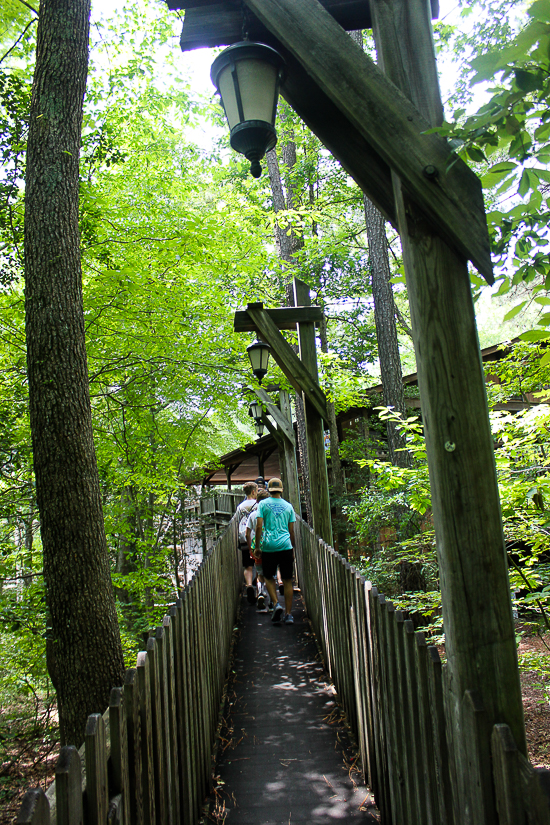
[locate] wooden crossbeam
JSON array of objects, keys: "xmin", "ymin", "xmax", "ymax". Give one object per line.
[
  {"xmin": 234, "ymin": 305, "xmax": 323, "ymax": 332},
  {"xmin": 244, "ymin": 303, "xmax": 328, "ymax": 422},
  {"xmin": 253, "ymin": 385, "xmax": 296, "ymax": 445},
  {"xmin": 242, "ymin": 0, "xmax": 492, "ymax": 283},
  {"xmin": 171, "ymin": 0, "xmax": 439, "ymax": 50}
]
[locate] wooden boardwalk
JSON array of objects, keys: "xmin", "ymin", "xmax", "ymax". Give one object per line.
[{"xmin": 204, "ymin": 592, "xmax": 380, "ymax": 824}]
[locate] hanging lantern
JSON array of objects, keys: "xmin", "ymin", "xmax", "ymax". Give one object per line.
[
  {"xmin": 254, "ymin": 420, "xmax": 265, "ymax": 437},
  {"xmin": 211, "ymin": 41, "xmax": 285, "ymax": 178},
  {"xmin": 246, "ymin": 338, "xmax": 271, "ymax": 383},
  {"xmin": 249, "ymin": 400, "xmax": 263, "ymax": 421}
]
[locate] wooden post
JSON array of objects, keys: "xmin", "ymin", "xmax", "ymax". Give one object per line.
[
  {"xmin": 369, "ymin": 0, "xmax": 526, "ymax": 820},
  {"xmin": 279, "ymin": 390, "xmax": 301, "ymax": 512},
  {"xmin": 293, "ymin": 278, "xmax": 333, "ymax": 544}
]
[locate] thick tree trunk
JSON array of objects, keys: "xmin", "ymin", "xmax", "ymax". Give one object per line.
[{"xmin": 25, "ymin": 0, "xmax": 124, "ymax": 746}]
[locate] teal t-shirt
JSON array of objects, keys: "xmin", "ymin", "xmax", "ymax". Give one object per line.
[{"xmin": 257, "ymin": 496, "xmax": 296, "ymax": 552}]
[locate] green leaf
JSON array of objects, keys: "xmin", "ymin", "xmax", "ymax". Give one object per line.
[
  {"xmin": 467, "ymin": 146, "xmax": 487, "ymax": 163},
  {"xmin": 520, "ymin": 329, "xmax": 550, "ymax": 341},
  {"xmin": 503, "ymin": 301, "xmax": 527, "ymax": 321},
  {"xmin": 514, "ymin": 69, "xmax": 543, "ymax": 92},
  {"xmin": 518, "ymin": 168, "xmax": 531, "ymax": 197}
]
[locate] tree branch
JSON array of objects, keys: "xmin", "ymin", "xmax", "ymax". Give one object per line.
[{"xmin": 0, "ymin": 18, "xmax": 37, "ymax": 66}]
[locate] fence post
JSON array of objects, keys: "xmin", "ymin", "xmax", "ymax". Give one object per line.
[
  {"xmin": 427, "ymin": 645, "xmax": 456, "ymax": 824},
  {"xmin": 84, "ymin": 713, "xmax": 109, "ymax": 825},
  {"xmin": 135, "ymin": 652, "xmax": 156, "ymax": 825},
  {"xmin": 54, "ymin": 745, "xmax": 83, "ymax": 825},
  {"xmin": 162, "ymin": 615, "xmax": 181, "ymax": 824},
  {"xmin": 414, "ymin": 632, "xmax": 439, "ymax": 825},
  {"xmin": 16, "ymin": 789, "xmax": 50, "ymax": 825},
  {"xmin": 146, "ymin": 635, "xmax": 167, "ymax": 825},
  {"xmin": 491, "ymin": 723, "xmax": 527, "ymax": 825},
  {"xmin": 123, "ymin": 669, "xmax": 143, "ymax": 825}
]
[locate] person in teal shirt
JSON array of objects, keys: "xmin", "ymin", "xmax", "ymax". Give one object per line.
[{"xmin": 255, "ymin": 477, "xmax": 296, "ymax": 624}]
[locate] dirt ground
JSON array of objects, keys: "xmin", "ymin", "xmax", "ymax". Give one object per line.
[
  {"xmin": 2, "ymin": 634, "xmax": 550, "ymax": 823},
  {"xmin": 519, "ymin": 632, "xmax": 550, "ymax": 768}
]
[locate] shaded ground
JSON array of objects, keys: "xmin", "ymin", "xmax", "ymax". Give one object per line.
[
  {"xmin": 203, "ymin": 592, "xmax": 380, "ymax": 824},
  {"xmin": 518, "ymin": 631, "xmax": 550, "ymax": 768}
]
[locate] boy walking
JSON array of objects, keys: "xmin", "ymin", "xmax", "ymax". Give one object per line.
[
  {"xmin": 254, "ymin": 478, "xmax": 296, "ymax": 624},
  {"xmin": 235, "ymin": 482, "xmax": 258, "ymax": 604}
]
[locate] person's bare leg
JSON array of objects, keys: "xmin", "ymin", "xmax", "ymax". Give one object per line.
[
  {"xmin": 244, "ymin": 566, "xmax": 254, "ymax": 586},
  {"xmin": 265, "ymin": 577, "xmax": 279, "ymax": 607},
  {"xmin": 283, "ymin": 579, "xmax": 293, "ymax": 614}
]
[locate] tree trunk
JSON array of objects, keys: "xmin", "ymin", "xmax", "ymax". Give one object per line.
[
  {"xmin": 363, "ymin": 196, "xmax": 409, "ymax": 466},
  {"xmin": 350, "ymin": 30, "xmax": 409, "ymax": 468},
  {"xmin": 24, "ymin": 0, "xmax": 124, "ymax": 746}
]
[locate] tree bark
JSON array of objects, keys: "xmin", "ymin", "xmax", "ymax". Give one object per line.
[
  {"xmin": 350, "ymin": 29, "xmax": 409, "ymax": 468},
  {"xmin": 363, "ymin": 196, "xmax": 409, "ymax": 466},
  {"xmin": 24, "ymin": 0, "xmax": 124, "ymax": 746}
]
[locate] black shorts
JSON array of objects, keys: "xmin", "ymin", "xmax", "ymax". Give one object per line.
[
  {"xmin": 262, "ymin": 549, "xmax": 294, "ymax": 581},
  {"xmin": 240, "ymin": 542, "xmax": 254, "ymax": 568}
]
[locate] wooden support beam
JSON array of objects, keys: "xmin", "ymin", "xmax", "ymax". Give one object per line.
[
  {"xmin": 244, "ymin": 303, "xmax": 329, "ymax": 422},
  {"xmin": 278, "ymin": 390, "xmax": 301, "ymax": 513},
  {"xmin": 253, "ymin": 386, "xmax": 296, "ymax": 445},
  {"xmin": 241, "ymin": 0, "xmax": 493, "ymax": 283},
  {"xmin": 368, "ymin": 1, "xmax": 525, "ymax": 821},
  {"xmin": 294, "ymin": 279, "xmax": 333, "ymax": 545},
  {"xmin": 173, "ymin": 0, "xmax": 439, "ymax": 48},
  {"xmin": 234, "ymin": 305, "xmax": 323, "ymax": 333}
]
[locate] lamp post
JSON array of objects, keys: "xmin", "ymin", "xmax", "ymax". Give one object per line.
[
  {"xmin": 210, "ymin": 41, "xmax": 285, "ymax": 178},
  {"xmin": 246, "ymin": 338, "xmax": 271, "ymax": 383}
]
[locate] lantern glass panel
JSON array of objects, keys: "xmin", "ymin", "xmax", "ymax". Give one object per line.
[
  {"xmin": 249, "ymin": 401, "xmax": 262, "ymax": 420},
  {"xmin": 218, "ymin": 60, "xmax": 278, "ymax": 130}
]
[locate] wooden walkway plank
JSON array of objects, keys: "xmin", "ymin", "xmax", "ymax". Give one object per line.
[{"xmin": 205, "ymin": 594, "xmax": 379, "ymax": 824}]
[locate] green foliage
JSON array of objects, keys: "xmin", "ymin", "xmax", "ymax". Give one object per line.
[
  {"xmin": 348, "ymin": 359, "xmax": 550, "ymax": 647},
  {"xmin": 346, "ymin": 409, "xmax": 431, "ymax": 547},
  {"xmin": 434, "ymin": 1, "xmax": 550, "ymax": 336}
]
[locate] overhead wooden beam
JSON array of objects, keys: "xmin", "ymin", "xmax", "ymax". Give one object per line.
[
  {"xmin": 172, "ymin": 0, "xmax": 439, "ymax": 50},
  {"xmin": 234, "ymin": 305, "xmax": 323, "ymax": 333},
  {"xmin": 244, "ymin": 303, "xmax": 329, "ymax": 423},
  {"xmin": 239, "ymin": 0, "xmax": 493, "ymax": 283},
  {"xmin": 253, "ymin": 385, "xmax": 295, "ymax": 445}
]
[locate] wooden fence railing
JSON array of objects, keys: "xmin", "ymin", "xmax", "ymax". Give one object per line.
[
  {"xmin": 295, "ymin": 517, "xmax": 550, "ymax": 825},
  {"xmin": 16, "ymin": 517, "xmax": 241, "ymax": 825}
]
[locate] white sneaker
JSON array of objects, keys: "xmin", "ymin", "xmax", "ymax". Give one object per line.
[{"xmin": 284, "ymin": 613, "xmax": 294, "ymax": 624}]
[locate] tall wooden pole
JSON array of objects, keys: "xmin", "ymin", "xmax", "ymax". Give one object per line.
[
  {"xmin": 279, "ymin": 390, "xmax": 301, "ymax": 513},
  {"xmin": 293, "ymin": 278, "xmax": 333, "ymax": 545},
  {"xmin": 370, "ymin": 0, "xmax": 526, "ymax": 821}
]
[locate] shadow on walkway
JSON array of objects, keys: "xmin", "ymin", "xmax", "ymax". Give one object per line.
[{"xmin": 204, "ymin": 591, "xmax": 380, "ymax": 824}]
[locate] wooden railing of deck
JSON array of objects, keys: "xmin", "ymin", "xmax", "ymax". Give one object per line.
[
  {"xmin": 295, "ymin": 516, "xmax": 550, "ymax": 825},
  {"xmin": 16, "ymin": 517, "xmax": 240, "ymax": 825}
]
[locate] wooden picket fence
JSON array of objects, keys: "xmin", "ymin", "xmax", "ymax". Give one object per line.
[
  {"xmin": 294, "ymin": 517, "xmax": 550, "ymax": 825},
  {"xmin": 16, "ymin": 517, "xmax": 241, "ymax": 825}
]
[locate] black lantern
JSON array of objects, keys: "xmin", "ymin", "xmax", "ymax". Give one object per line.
[
  {"xmin": 210, "ymin": 41, "xmax": 285, "ymax": 178},
  {"xmin": 254, "ymin": 420, "xmax": 265, "ymax": 437},
  {"xmin": 246, "ymin": 338, "xmax": 271, "ymax": 383},
  {"xmin": 249, "ymin": 400, "xmax": 263, "ymax": 421}
]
